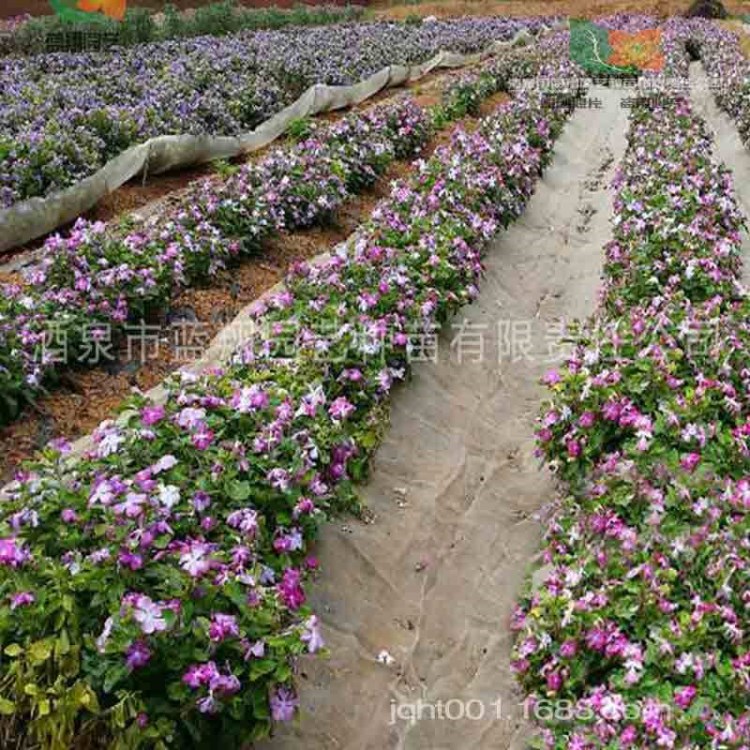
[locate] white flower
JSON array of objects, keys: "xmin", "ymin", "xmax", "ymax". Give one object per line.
[
  {"xmin": 158, "ymin": 484, "xmax": 181, "ymax": 509},
  {"xmin": 376, "ymin": 650, "xmax": 395, "ymax": 665},
  {"xmin": 133, "ymin": 597, "xmax": 166, "ymax": 634}
]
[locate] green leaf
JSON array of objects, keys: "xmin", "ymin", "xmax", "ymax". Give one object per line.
[
  {"xmin": 227, "ymin": 480, "xmax": 252, "ymax": 502},
  {"xmin": 0, "ymin": 698, "xmax": 15, "ymax": 715},
  {"xmin": 28, "ymin": 640, "xmax": 53, "ymax": 666}
]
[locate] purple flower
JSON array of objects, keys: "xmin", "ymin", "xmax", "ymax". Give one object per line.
[
  {"xmin": 231, "ymin": 385, "xmax": 269, "ymax": 413},
  {"xmin": 270, "ymin": 686, "xmax": 299, "ymax": 722},
  {"xmin": 680, "ymin": 452, "xmax": 701, "ymax": 473},
  {"xmin": 9, "ymin": 591, "xmax": 35, "ymax": 610},
  {"xmin": 244, "ymin": 640, "xmax": 266, "ymax": 660},
  {"xmin": 0, "ymin": 538, "xmax": 29, "ymax": 568},
  {"xmin": 227, "ymin": 508, "xmax": 259, "ymax": 538},
  {"xmin": 301, "ymin": 615, "xmax": 325, "ymax": 653},
  {"xmin": 277, "ymin": 568, "xmax": 305, "ymax": 610},
  {"xmin": 192, "ymin": 491, "xmax": 212, "ymax": 513},
  {"xmin": 130, "ymin": 595, "xmax": 167, "ymax": 635},
  {"xmin": 125, "ymin": 640, "xmax": 152, "ymax": 671},
  {"xmin": 141, "ymin": 405, "xmax": 166, "ymax": 426},
  {"xmin": 267, "ymin": 468, "xmax": 291, "ymax": 492},
  {"xmin": 208, "ymin": 613, "xmax": 240, "ymax": 642}
]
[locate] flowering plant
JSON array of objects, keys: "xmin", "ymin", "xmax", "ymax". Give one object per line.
[
  {"xmin": 0, "ymin": 35, "xmax": 581, "ymax": 748},
  {"xmin": 0, "ymin": 17, "xmax": 548, "ymax": 209},
  {"xmin": 513, "ymin": 35, "xmax": 750, "ymax": 749}
]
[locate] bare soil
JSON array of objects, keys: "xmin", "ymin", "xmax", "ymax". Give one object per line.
[{"xmin": 374, "ymin": 0, "xmax": 749, "ymax": 20}]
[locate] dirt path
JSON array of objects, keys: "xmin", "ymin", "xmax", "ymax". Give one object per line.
[
  {"xmin": 260, "ymin": 86, "xmax": 628, "ymax": 750},
  {"xmin": 689, "ymin": 63, "xmax": 750, "ymax": 278}
]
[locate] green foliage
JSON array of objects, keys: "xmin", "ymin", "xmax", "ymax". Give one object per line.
[
  {"xmin": 2, "ymin": 3, "xmax": 365, "ymax": 56},
  {"xmin": 211, "ymin": 158, "xmax": 238, "ymax": 180},
  {"xmin": 286, "ymin": 116, "xmax": 314, "ymax": 143}
]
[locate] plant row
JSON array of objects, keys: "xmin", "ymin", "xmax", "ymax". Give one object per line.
[
  {"xmin": 0, "ymin": 16, "xmax": 547, "ymax": 209},
  {"xmin": 0, "ymin": 96, "xmax": 429, "ymax": 422},
  {"xmin": 0, "ymin": 3, "xmax": 366, "ymax": 57},
  {"xmin": 0, "ymin": 35, "xmax": 581, "ymax": 750},
  {"xmin": 658, "ymin": 18, "xmax": 750, "ymax": 146},
  {"xmin": 511, "ymin": 89, "xmax": 750, "ymax": 747},
  {"xmin": 0, "ymin": 46, "xmax": 539, "ymax": 427}
]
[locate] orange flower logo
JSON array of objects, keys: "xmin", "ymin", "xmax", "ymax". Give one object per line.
[
  {"xmin": 76, "ymin": 0, "xmax": 127, "ymax": 20},
  {"xmin": 607, "ymin": 29, "xmax": 665, "ymax": 72}
]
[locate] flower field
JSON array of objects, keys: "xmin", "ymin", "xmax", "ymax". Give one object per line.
[
  {"xmin": 511, "ymin": 18, "xmax": 750, "ymax": 750},
  {"xmin": 2, "ymin": 7, "xmax": 750, "ymax": 750},
  {"xmin": 0, "ymin": 27, "xmax": 581, "ymax": 747},
  {"xmin": 0, "ymin": 16, "xmax": 545, "ymax": 209},
  {"xmin": 0, "ymin": 44, "xmax": 542, "ymax": 428},
  {"xmin": 0, "ymin": 95, "xmax": 431, "ymax": 422}
]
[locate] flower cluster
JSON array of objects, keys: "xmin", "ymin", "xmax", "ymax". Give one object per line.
[
  {"xmin": 677, "ymin": 19, "xmax": 750, "ymax": 147},
  {"xmin": 512, "ymin": 84, "xmax": 750, "ymax": 748},
  {"xmin": 0, "ymin": 35, "xmax": 580, "ymax": 749},
  {"xmin": 0, "ymin": 17, "xmax": 549, "ymax": 208}
]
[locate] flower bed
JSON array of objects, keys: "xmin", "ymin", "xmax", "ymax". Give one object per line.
[
  {"xmin": 511, "ymin": 89, "xmax": 750, "ymax": 747},
  {"xmin": 0, "ymin": 96, "xmax": 429, "ymax": 425},
  {"xmin": 0, "ymin": 35, "xmax": 580, "ymax": 748},
  {"xmin": 0, "ymin": 46, "xmax": 543, "ymax": 427},
  {"xmin": 0, "ymin": 16, "xmax": 547, "ymax": 209},
  {"xmin": 664, "ymin": 18, "xmax": 750, "ymax": 145}
]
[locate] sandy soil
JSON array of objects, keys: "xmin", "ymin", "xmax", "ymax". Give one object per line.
[
  {"xmin": 689, "ymin": 62, "xmax": 750, "ymax": 279},
  {"xmin": 260, "ymin": 85, "xmax": 629, "ymax": 750},
  {"xmin": 374, "ymin": 0, "xmax": 750, "ymax": 21}
]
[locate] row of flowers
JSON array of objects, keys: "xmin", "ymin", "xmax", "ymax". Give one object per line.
[
  {"xmin": 0, "ymin": 16, "xmax": 549, "ymax": 209},
  {"xmin": 659, "ymin": 18, "xmax": 750, "ymax": 146},
  {"xmin": 511, "ymin": 66, "xmax": 750, "ymax": 750},
  {"xmin": 0, "ymin": 46, "xmax": 538, "ymax": 427},
  {"xmin": 0, "ymin": 34, "xmax": 581, "ymax": 749}
]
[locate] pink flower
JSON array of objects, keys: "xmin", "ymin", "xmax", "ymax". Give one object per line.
[
  {"xmin": 277, "ymin": 568, "xmax": 305, "ymax": 610},
  {"xmin": 546, "ymin": 670, "xmax": 563, "ymax": 692},
  {"xmin": 328, "ymin": 396, "xmax": 355, "ymax": 421},
  {"xmin": 141, "ymin": 404, "xmax": 166, "ymax": 426},
  {"xmin": 191, "ymin": 428, "xmax": 215, "ymax": 450},
  {"xmin": 208, "ymin": 613, "xmax": 240, "ymax": 642},
  {"xmin": 231, "ymin": 385, "xmax": 269, "ymax": 413},
  {"xmin": 680, "ymin": 452, "xmax": 701, "ymax": 473},
  {"xmin": 559, "ymin": 640, "xmax": 578, "ymax": 658},
  {"xmin": 0, "ymin": 538, "xmax": 29, "ymax": 568},
  {"xmin": 566, "ymin": 439, "xmax": 582, "ymax": 458},
  {"xmin": 674, "ymin": 685, "xmax": 697, "ymax": 709}
]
